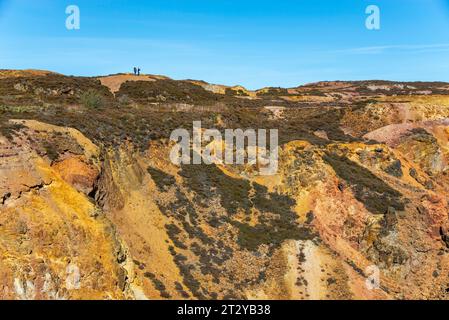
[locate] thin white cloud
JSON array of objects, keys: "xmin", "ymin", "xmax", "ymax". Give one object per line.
[{"xmin": 335, "ymin": 43, "xmax": 449, "ymax": 55}]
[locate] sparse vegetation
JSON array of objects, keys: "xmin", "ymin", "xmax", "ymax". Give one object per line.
[
  {"xmin": 143, "ymin": 272, "xmax": 171, "ymax": 298},
  {"xmin": 80, "ymin": 89, "xmax": 104, "ymax": 109},
  {"xmin": 117, "ymin": 94, "xmax": 131, "ymax": 107},
  {"xmin": 180, "ymin": 162, "xmax": 252, "ymax": 215},
  {"xmin": 323, "ymin": 153, "xmax": 405, "ymax": 214},
  {"xmin": 42, "ymin": 141, "xmax": 59, "ymax": 161},
  {"xmin": 147, "ymin": 167, "xmax": 175, "ymax": 191},
  {"xmin": 0, "ymin": 121, "xmax": 25, "ymax": 140},
  {"xmin": 225, "ymin": 88, "xmax": 249, "ymax": 96},
  {"xmin": 384, "ymin": 159, "xmax": 403, "ymax": 178},
  {"xmin": 256, "ymin": 87, "xmax": 289, "ymax": 96}
]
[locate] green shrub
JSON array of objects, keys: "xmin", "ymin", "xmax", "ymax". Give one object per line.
[{"xmin": 80, "ymin": 89, "xmax": 104, "ymax": 109}]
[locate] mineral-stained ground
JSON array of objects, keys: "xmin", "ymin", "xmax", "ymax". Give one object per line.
[{"xmin": 0, "ymin": 69, "xmax": 448, "ymax": 299}]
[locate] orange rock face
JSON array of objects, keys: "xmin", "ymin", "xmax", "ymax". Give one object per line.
[
  {"xmin": 52, "ymin": 156, "xmax": 99, "ymax": 195},
  {"xmin": 0, "ymin": 124, "xmax": 135, "ymax": 300}
]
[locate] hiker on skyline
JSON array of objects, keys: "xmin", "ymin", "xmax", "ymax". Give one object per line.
[
  {"xmin": 133, "ymin": 67, "xmax": 137, "ymax": 75},
  {"xmin": 137, "ymin": 67, "xmax": 141, "ymax": 76}
]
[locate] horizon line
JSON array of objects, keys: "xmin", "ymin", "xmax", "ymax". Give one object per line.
[{"xmin": 2, "ymin": 68, "xmax": 449, "ymax": 92}]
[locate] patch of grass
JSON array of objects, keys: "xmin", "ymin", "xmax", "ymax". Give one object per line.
[
  {"xmin": 384, "ymin": 159, "xmax": 403, "ymax": 178},
  {"xmin": 180, "ymin": 162, "xmax": 252, "ymax": 215},
  {"xmin": 80, "ymin": 89, "xmax": 104, "ymax": 109},
  {"xmin": 176, "ymin": 263, "xmax": 208, "ymax": 300},
  {"xmin": 0, "ymin": 121, "xmax": 25, "ymax": 140},
  {"xmin": 42, "ymin": 141, "xmax": 59, "ymax": 161},
  {"xmin": 147, "ymin": 167, "xmax": 175, "ymax": 191},
  {"xmin": 256, "ymin": 87, "xmax": 290, "ymax": 96},
  {"xmin": 174, "ymin": 281, "xmax": 190, "ymax": 298},
  {"xmin": 232, "ymin": 183, "xmax": 314, "ymax": 251},
  {"xmin": 231, "ymin": 220, "xmax": 313, "ymax": 251},
  {"xmin": 252, "ymin": 183, "xmax": 296, "ymax": 214},
  {"xmin": 117, "ymin": 94, "xmax": 131, "ymax": 107},
  {"xmin": 118, "ymin": 79, "xmax": 222, "ymax": 104},
  {"xmin": 165, "ymin": 223, "xmax": 188, "ymax": 250},
  {"xmin": 180, "ymin": 162, "xmax": 315, "ymax": 251},
  {"xmin": 0, "ymin": 74, "xmax": 113, "ymax": 106},
  {"xmin": 143, "ymin": 272, "xmax": 171, "ymax": 299},
  {"xmin": 225, "ymin": 88, "xmax": 249, "ymax": 96}
]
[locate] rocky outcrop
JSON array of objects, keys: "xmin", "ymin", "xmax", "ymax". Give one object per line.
[{"xmin": 0, "ymin": 121, "xmax": 137, "ymax": 300}]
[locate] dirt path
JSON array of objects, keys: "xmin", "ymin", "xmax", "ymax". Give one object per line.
[{"xmin": 98, "ymin": 74, "xmax": 158, "ymax": 94}]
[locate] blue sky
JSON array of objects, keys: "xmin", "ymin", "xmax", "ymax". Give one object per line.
[{"xmin": 0, "ymin": 0, "xmax": 449, "ymax": 89}]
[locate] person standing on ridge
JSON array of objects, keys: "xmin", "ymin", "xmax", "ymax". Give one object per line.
[
  {"xmin": 137, "ymin": 67, "xmax": 141, "ymax": 76},
  {"xmin": 133, "ymin": 67, "xmax": 137, "ymax": 75}
]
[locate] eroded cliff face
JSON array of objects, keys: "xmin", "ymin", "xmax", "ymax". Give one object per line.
[
  {"xmin": 0, "ymin": 71, "xmax": 448, "ymax": 300},
  {"xmin": 0, "ymin": 121, "xmax": 136, "ymax": 299}
]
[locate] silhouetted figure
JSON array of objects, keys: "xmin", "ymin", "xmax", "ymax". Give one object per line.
[
  {"xmin": 133, "ymin": 67, "xmax": 137, "ymax": 75},
  {"xmin": 137, "ymin": 68, "xmax": 141, "ymax": 76}
]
